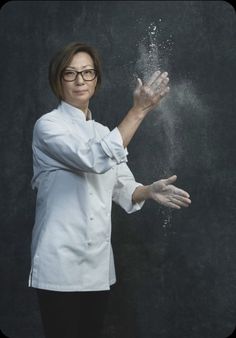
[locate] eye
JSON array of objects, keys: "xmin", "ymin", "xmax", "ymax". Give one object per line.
[
  {"xmin": 84, "ymin": 69, "xmax": 94, "ymax": 75},
  {"xmin": 64, "ymin": 70, "xmax": 76, "ymax": 76}
]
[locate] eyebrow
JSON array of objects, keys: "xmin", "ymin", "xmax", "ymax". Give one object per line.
[{"xmin": 66, "ymin": 65, "xmax": 94, "ymax": 70}]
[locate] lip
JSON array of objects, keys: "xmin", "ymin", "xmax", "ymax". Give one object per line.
[{"xmin": 74, "ymin": 90, "xmax": 88, "ymax": 94}]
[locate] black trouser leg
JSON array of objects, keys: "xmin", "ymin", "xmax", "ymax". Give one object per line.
[
  {"xmin": 36, "ymin": 289, "xmax": 110, "ymax": 338},
  {"xmin": 79, "ymin": 291, "xmax": 110, "ymax": 338}
]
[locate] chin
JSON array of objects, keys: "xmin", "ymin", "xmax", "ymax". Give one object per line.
[
  {"xmin": 75, "ymin": 92, "xmax": 91, "ymax": 100},
  {"xmin": 71, "ymin": 97, "xmax": 89, "ymax": 108},
  {"xmin": 74, "ymin": 97, "xmax": 90, "ymax": 104}
]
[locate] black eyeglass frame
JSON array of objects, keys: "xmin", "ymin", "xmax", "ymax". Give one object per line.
[{"xmin": 62, "ymin": 68, "xmax": 97, "ymax": 82}]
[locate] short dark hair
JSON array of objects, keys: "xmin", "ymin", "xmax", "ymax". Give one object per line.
[{"xmin": 48, "ymin": 42, "xmax": 102, "ymax": 100}]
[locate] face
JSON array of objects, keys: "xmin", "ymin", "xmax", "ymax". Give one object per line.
[{"xmin": 61, "ymin": 52, "xmax": 97, "ymax": 112}]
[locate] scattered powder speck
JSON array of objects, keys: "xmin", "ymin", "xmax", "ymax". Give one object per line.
[
  {"xmin": 134, "ymin": 21, "xmax": 174, "ymax": 83},
  {"xmin": 133, "ymin": 21, "xmax": 210, "ymax": 231},
  {"xmin": 134, "ymin": 21, "xmax": 175, "ymax": 229}
]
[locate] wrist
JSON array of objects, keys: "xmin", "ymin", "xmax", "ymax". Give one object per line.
[
  {"xmin": 132, "ymin": 185, "xmax": 152, "ymax": 203},
  {"xmin": 128, "ymin": 106, "xmax": 147, "ymax": 120},
  {"xmin": 145, "ymin": 185, "xmax": 153, "ymax": 199}
]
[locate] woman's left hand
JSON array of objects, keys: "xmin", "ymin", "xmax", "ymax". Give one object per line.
[{"xmin": 149, "ymin": 175, "xmax": 191, "ymax": 209}]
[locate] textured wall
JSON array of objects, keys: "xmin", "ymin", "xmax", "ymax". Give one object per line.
[{"xmin": 0, "ymin": 1, "xmax": 236, "ymax": 337}]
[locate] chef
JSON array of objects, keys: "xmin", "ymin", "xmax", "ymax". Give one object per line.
[{"xmin": 28, "ymin": 42, "xmax": 191, "ymax": 338}]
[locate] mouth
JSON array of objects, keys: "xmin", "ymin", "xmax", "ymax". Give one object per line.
[{"xmin": 74, "ymin": 90, "xmax": 88, "ymax": 94}]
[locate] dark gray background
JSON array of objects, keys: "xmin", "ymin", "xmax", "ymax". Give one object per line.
[{"xmin": 0, "ymin": 1, "xmax": 236, "ymax": 338}]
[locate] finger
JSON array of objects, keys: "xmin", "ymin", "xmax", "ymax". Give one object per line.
[
  {"xmin": 150, "ymin": 71, "xmax": 168, "ymax": 89},
  {"xmin": 134, "ymin": 78, "xmax": 143, "ymax": 96},
  {"xmin": 170, "ymin": 185, "xmax": 190, "ymax": 198},
  {"xmin": 172, "ymin": 195, "xmax": 192, "ymax": 204},
  {"xmin": 153, "ymin": 76, "xmax": 169, "ymax": 92},
  {"xmin": 170, "ymin": 196, "xmax": 191, "ymax": 208},
  {"xmin": 137, "ymin": 77, "xmax": 142, "ymax": 87},
  {"xmin": 165, "ymin": 201, "xmax": 181, "ymax": 209},
  {"xmin": 152, "ymin": 195, "xmax": 181, "ymax": 209},
  {"xmin": 163, "ymin": 175, "xmax": 177, "ymax": 185},
  {"xmin": 160, "ymin": 86, "xmax": 170, "ymax": 97},
  {"xmin": 146, "ymin": 70, "xmax": 161, "ymax": 86},
  {"xmin": 135, "ymin": 78, "xmax": 142, "ymax": 91}
]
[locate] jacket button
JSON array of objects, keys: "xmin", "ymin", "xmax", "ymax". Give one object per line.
[{"xmin": 90, "ymin": 217, "xmax": 94, "ymax": 221}]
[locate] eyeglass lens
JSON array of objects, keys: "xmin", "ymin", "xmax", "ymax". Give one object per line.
[{"xmin": 63, "ymin": 69, "xmax": 96, "ymax": 81}]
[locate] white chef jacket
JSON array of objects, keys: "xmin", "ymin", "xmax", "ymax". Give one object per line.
[{"xmin": 28, "ymin": 100, "xmax": 145, "ymax": 291}]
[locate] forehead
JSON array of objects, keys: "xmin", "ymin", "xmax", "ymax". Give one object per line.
[{"xmin": 68, "ymin": 52, "xmax": 94, "ymax": 68}]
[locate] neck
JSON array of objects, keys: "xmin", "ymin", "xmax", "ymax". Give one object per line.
[
  {"xmin": 66, "ymin": 99, "xmax": 89, "ymax": 117},
  {"xmin": 75, "ymin": 104, "xmax": 88, "ymax": 116}
]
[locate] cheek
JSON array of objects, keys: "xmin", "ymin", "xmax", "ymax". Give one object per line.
[
  {"xmin": 91, "ymin": 84, "xmax": 96, "ymax": 94},
  {"xmin": 62, "ymin": 82, "xmax": 72, "ymax": 96}
]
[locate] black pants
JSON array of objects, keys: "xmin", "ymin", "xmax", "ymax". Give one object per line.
[{"xmin": 36, "ymin": 288, "xmax": 110, "ymax": 338}]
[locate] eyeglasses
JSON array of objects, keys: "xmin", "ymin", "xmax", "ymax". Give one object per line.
[{"xmin": 62, "ymin": 68, "xmax": 97, "ymax": 82}]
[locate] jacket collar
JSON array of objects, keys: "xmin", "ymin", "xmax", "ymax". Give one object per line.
[{"xmin": 58, "ymin": 100, "xmax": 92, "ymax": 121}]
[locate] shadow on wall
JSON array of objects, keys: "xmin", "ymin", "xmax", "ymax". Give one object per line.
[
  {"xmin": 225, "ymin": 326, "xmax": 236, "ymax": 337},
  {"xmin": 0, "ymin": 324, "xmax": 235, "ymax": 337},
  {"xmin": 0, "ymin": 329, "xmax": 10, "ymax": 337}
]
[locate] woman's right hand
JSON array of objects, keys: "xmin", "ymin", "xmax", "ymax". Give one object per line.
[
  {"xmin": 132, "ymin": 71, "xmax": 170, "ymax": 116},
  {"xmin": 117, "ymin": 71, "xmax": 170, "ymax": 148}
]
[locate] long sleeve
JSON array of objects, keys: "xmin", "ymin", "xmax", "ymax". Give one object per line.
[
  {"xmin": 33, "ymin": 116, "xmax": 128, "ymax": 175},
  {"xmin": 112, "ymin": 162, "xmax": 145, "ymax": 214}
]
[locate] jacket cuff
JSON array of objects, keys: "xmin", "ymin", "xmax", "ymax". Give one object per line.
[
  {"xmin": 100, "ymin": 127, "xmax": 128, "ymax": 163},
  {"xmin": 124, "ymin": 183, "xmax": 146, "ymax": 214}
]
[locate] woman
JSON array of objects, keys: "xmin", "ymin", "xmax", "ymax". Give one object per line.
[{"xmin": 28, "ymin": 42, "xmax": 191, "ymax": 338}]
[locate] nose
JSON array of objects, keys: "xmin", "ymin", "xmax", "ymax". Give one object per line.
[{"xmin": 75, "ymin": 73, "xmax": 84, "ymax": 85}]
